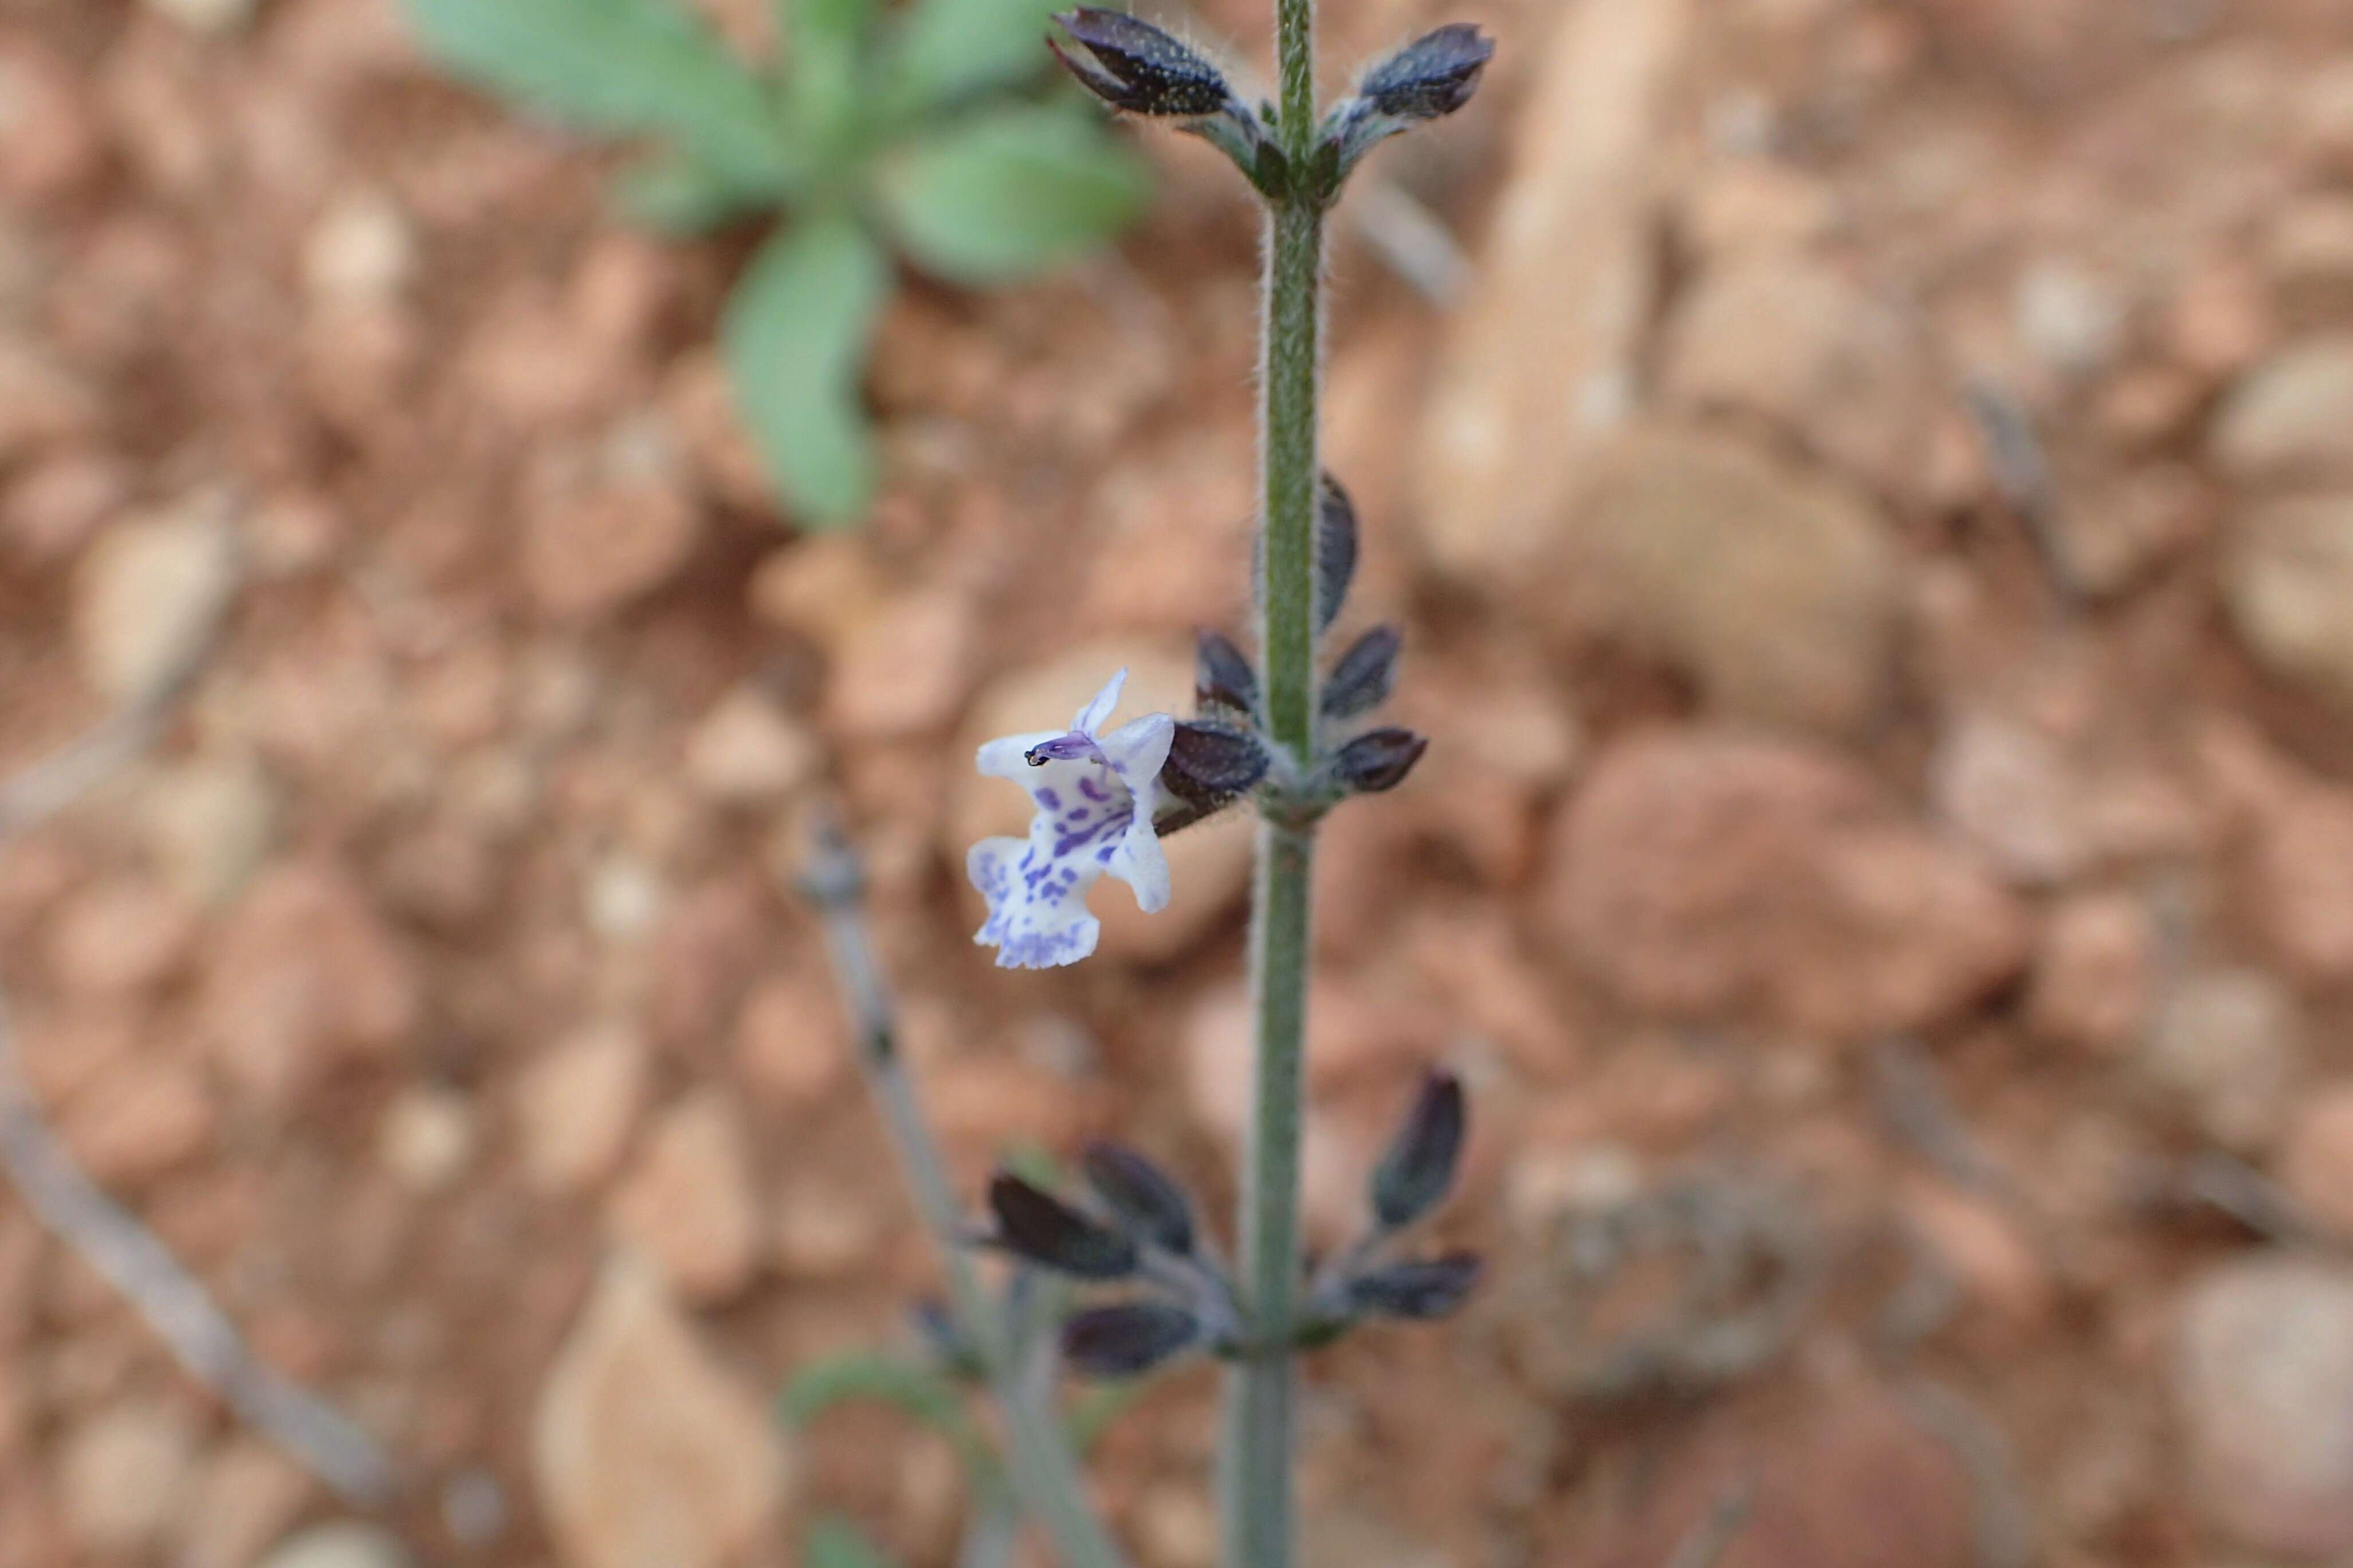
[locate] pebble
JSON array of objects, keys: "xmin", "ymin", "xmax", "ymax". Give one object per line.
[
  {"xmin": 2012, "ymin": 258, "xmax": 2128, "ymax": 378},
  {"xmin": 71, "ymin": 493, "xmax": 239, "ymax": 702},
  {"xmin": 303, "ymin": 190, "xmax": 415, "ymax": 307},
  {"xmin": 1660, "ymin": 254, "xmax": 1931, "ymax": 491},
  {"xmin": 520, "ymin": 422, "xmax": 701, "ymax": 619},
  {"xmin": 59, "ymin": 1398, "xmax": 199, "ymax": 1554},
  {"xmin": 377, "ymin": 1084, "xmax": 478, "ymax": 1193},
  {"xmin": 1537, "ymin": 429, "xmax": 1901, "ymax": 735},
  {"xmin": 771, "ymin": 1177, "xmax": 884, "ymax": 1280},
  {"xmin": 2225, "ymin": 493, "xmax": 2353, "ymax": 708},
  {"xmin": 44, "ymin": 874, "xmax": 195, "ymax": 995},
  {"xmin": 732, "ymin": 972, "xmax": 847, "ymax": 1111},
  {"xmin": 950, "ymin": 640, "xmax": 1254, "ymax": 963},
  {"xmin": 2026, "ymin": 891, "xmax": 2154, "ymax": 1054},
  {"xmin": 138, "ymin": 750, "xmax": 279, "ymax": 907},
  {"xmin": 684, "ymin": 685, "xmax": 819, "ymax": 804},
  {"xmin": 2212, "ymin": 337, "xmax": 2353, "ymax": 485},
  {"xmin": 2281, "ymin": 1084, "xmax": 2353, "ymax": 1245},
  {"xmin": 533, "ymin": 1253, "xmax": 788, "ymax": 1568},
  {"xmin": 1549, "ymin": 729, "xmax": 2027, "ymax": 1037},
  {"xmin": 745, "ymin": 535, "xmax": 891, "ymax": 655},
  {"xmin": 2175, "ymin": 1255, "xmax": 2353, "ymax": 1558},
  {"xmin": 1929, "ymin": 710, "xmax": 2091, "ymax": 887},
  {"xmin": 1598, "ymin": 1384, "xmax": 1975, "ymax": 1568},
  {"xmin": 824, "ymin": 587, "xmax": 980, "ymax": 738},
  {"xmin": 2140, "ymin": 968, "xmax": 2299, "ymax": 1153},
  {"xmin": 2246, "ymin": 775, "xmax": 2353, "ymax": 984},
  {"xmin": 1415, "ymin": 0, "xmax": 1692, "ymax": 583},
  {"xmin": 607, "ymin": 1090, "xmax": 762, "ymax": 1303},
  {"xmin": 256, "ymin": 1522, "xmax": 414, "ymax": 1568},
  {"xmin": 60, "ymin": 1054, "xmax": 215, "ymax": 1185},
  {"xmin": 140, "ymin": 0, "xmax": 260, "ymax": 34},
  {"xmin": 517, "ymin": 1023, "xmax": 650, "ymax": 1197},
  {"xmin": 199, "ymin": 860, "xmax": 421, "ymax": 1113},
  {"xmin": 176, "ymin": 1438, "xmax": 311, "ymax": 1568}
]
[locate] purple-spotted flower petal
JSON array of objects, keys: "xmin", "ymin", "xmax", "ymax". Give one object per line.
[{"xmin": 969, "ymin": 669, "xmax": 1176, "ymax": 969}]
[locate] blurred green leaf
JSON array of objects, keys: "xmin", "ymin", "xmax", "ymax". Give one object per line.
[
  {"xmin": 876, "ymin": 103, "xmax": 1150, "ymax": 286},
  {"xmin": 806, "ymin": 1516, "xmax": 901, "ymax": 1568},
  {"xmin": 398, "ymin": 0, "xmax": 792, "ymax": 194},
  {"xmin": 781, "ymin": 0, "xmax": 876, "ymax": 150},
  {"xmin": 614, "ymin": 152, "xmax": 771, "ymax": 234},
  {"xmin": 885, "ymin": 0, "xmax": 1061, "ymax": 117},
  {"xmin": 721, "ymin": 213, "xmax": 890, "ymax": 526},
  {"xmin": 779, "ymin": 1349, "xmax": 999, "ymax": 1480}
]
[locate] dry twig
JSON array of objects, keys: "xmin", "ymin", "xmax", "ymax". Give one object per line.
[{"xmin": 0, "ymin": 584, "xmax": 398, "ymax": 1505}]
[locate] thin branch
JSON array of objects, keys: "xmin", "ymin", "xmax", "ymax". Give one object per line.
[
  {"xmin": 0, "ymin": 578, "xmax": 399, "ymax": 1506},
  {"xmin": 799, "ymin": 814, "xmax": 1128, "ymax": 1568}
]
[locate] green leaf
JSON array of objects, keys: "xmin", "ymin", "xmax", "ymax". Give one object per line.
[
  {"xmin": 398, "ymin": 0, "xmax": 792, "ymax": 194},
  {"xmin": 781, "ymin": 0, "xmax": 876, "ymax": 148},
  {"xmin": 613, "ymin": 153, "xmax": 770, "ymax": 234},
  {"xmin": 875, "ymin": 103, "xmax": 1150, "ymax": 287},
  {"xmin": 884, "ymin": 0, "xmax": 1060, "ymax": 116},
  {"xmin": 721, "ymin": 213, "xmax": 890, "ymax": 526},
  {"xmin": 806, "ymin": 1516, "xmax": 900, "ymax": 1568},
  {"xmin": 779, "ymin": 1349, "xmax": 999, "ymax": 1481}
]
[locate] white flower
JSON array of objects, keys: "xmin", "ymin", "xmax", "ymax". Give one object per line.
[{"xmin": 968, "ymin": 669, "xmax": 1175, "ymax": 969}]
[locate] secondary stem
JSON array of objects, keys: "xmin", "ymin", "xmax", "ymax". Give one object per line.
[
  {"xmin": 1225, "ymin": 5, "xmax": 1325, "ymax": 1551},
  {"xmin": 807, "ymin": 832, "xmax": 1127, "ymax": 1568}
]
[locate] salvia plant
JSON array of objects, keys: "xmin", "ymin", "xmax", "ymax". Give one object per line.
[
  {"xmin": 399, "ymin": 0, "xmax": 1154, "ymax": 526},
  {"xmin": 794, "ymin": 5, "xmax": 1492, "ymax": 1564}
]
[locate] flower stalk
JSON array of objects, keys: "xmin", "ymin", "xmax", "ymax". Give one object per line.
[{"xmin": 802, "ymin": 824, "xmax": 1128, "ymax": 1568}]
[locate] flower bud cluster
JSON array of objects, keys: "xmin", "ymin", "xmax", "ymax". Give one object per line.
[
  {"xmin": 980, "ymin": 1070, "xmax": 1476, "ymax": 1378},
  {"xmin": 1050, "ymin": 10, "xmax": 1492, "ymax": 206}
]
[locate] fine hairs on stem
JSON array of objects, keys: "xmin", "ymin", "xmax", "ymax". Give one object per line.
[{"xmin": 810, "ymin": 7, "xmax": 1492, "ymax": 1565}]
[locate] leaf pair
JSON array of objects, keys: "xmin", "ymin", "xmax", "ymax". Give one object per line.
[{"xmin": 399, "ymin": 0, "xmax": 1152, "ymax": 527}]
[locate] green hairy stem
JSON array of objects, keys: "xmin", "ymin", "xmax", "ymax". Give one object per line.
[{"xmin": 1224, "ymin": 6, "xmax": 1326, "ymax": 1559}]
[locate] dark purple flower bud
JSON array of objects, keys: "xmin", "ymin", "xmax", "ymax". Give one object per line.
[
  {"xmin": 1195, "ymin": 628, "xmax": 1258, "ymax": 717},
  {"xmin": 1060, "ymin": 1301, "xmax": 1201, "ymax": 1378},
  {"xmin": 987, "ymin": 1172, "xmax": 1138, "ymax": 1280},
  {"xmin": 1317, "ymin": 472, "xmax": 1358, "ymax": 632},
  {"xmin": 1082, "ymin": 1142, "xmax": 1196, "ymax": 1255},
  {"xmin": 1345, "ymin": 1252, "xmax": 1480, "ymax": 1320},
  {"xmin": 1321, "ymin": 624, "xmax": 1401, "ymax": 721},
  {"xmin": 1333, "ymin": 726, "xmax": 1427, "ymax": 793},
  {"xmin": 1160, "ymin": 720, "xmax": 1270, "ymax": 818},
  {"xmin": 1370, "ymin": 1070, "xmax": 1465, "ymax": 1231},
  {"xmin": 1050, "ymin": 9, "xmax": 1233, "ymax": 118},
  {"xmin": 1358, "ymin": 24, "xmax": 1494, "ymax": 121}
]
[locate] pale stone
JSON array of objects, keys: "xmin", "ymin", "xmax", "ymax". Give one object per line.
[
  {"xmin": 72, "ymin": 493, "xmax": 239, "ymax": 702},
  {"xmin": 2177, "ymin": 1256, "xmax": 2353, "ymax": 1558},
  {"xmin": 176, "ymin": 1439, "xmax": 311, "ymax": 1568},
  {"xmin": 139, "ymin": 750, "xmax": 278, "ymax": 906},
  {"xmin": 60, "ymin": 1399, "xmax": 198, "ymax": 1554},
  {"xmin": 533, "ymin": 1254, "xmax": 787, "ymax": 1568},
  {"xmin": 257, "ymin": 1522, "xmax": 414, "ymax": 1568},
  {"xmin": 518, "ymin": 1024, "xmax": 650, "ymax": 1197},
  {"xmin": 303, "ymin": 190, "xmax": 414, "ymax": 306},
  {"xmin": 2141, "ymin": 969, "xmax": 2299, "ymax": 1154},
  {"xmin": 826, "ymin": 587, "xmax": 980, "ymax": 738},
  {"xmin": 376, "ymin": 1085, "xmax": 478, "ymax": 1193},
  {"xmin": 1539, "ymin": 429, "xmax": 1902, "ymax": 735},
  {"xmin": 608, "ymin": 1091, "xmax": 761, "ymax": 1303},
  {"xmin": 1415, "ymin": 0, "xmax": 1694, "ymax": 583},
  {"xmin": 2225, "ymin": 493, "xmax": 2353, "ymax": 709},
  {"xmin": 2213, "ymin": 338, "xmax": 2353, "ymax": 486},
  {"xmin": 684, "ymin": 685, "xmax": 818, "ymax": 804}
]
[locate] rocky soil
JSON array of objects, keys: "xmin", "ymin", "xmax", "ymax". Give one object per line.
[{"xmin": 7, "ymin": 0, "xmax": 2353, "ymax": 1565}]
